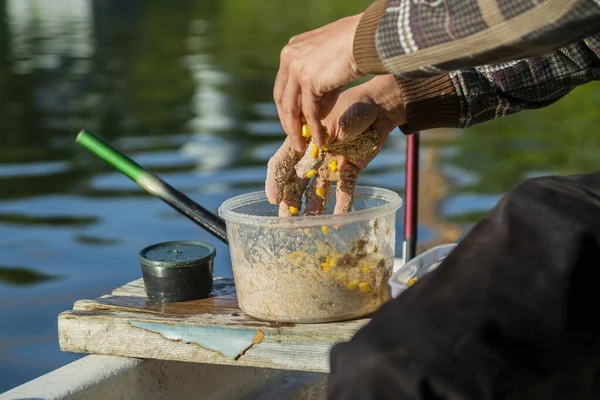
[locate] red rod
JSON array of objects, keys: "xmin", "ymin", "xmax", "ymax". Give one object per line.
[{"xmin": 404, "ymin": 132, "xmax": 419, "ymax": 261}]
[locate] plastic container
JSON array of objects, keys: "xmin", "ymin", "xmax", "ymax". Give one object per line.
[
  {"xmin": 388, "ymin": 243, "xmax": 456, "ymax": 298},
  {"xmin": 138, "ymin": 240, "xmax": 216, "ymax": 302},
  {"xmin": 218, "ymin": 186, "xmax": 402, "ymax": 323}
]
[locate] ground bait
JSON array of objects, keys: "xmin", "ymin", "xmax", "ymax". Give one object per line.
[{"xmin": 230, "ymin": 235, "xmax": 392, "ymax": 323}]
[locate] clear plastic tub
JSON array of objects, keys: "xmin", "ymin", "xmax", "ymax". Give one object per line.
[
  {"xmin": 388, "ymin": 243, "xmax": 456, "ymax": 298},
  {"xmin": 218, "ymin": 186, "xmax": 402, "ymax": 323}
]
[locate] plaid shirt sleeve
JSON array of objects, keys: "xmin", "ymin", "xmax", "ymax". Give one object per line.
[
  {"xmin": 451, "ymin": 35, "xmax": 600, "ymax": 129},
  {"xmin": 352, "ymin": 0, "xmax": 600, "ymax": 132}
]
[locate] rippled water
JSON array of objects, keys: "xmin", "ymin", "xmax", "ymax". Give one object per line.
[{"xmin": 2, "ymin": 0, "xmax": 600, "ymax": 392}]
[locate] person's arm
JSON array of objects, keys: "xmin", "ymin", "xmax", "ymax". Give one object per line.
[
  {"xmin": 354, "ymin": 0, "xmax": 600, "ymax": 78},
  {"xmin": 396, "ymin": 34, "xmax": 600, "ymax": 133}
]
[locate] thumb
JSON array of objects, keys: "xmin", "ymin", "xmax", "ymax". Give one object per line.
[
  {"xmin": 324, "ymin": 98, "xmax": 378, "ymax": 145},
  {"xmin": 370, "ymin": 114, "xmax": 400, "ymax": 147},
  {"xmin": 318, "ymin": 88, "xmax": 344, "ymax": 120}
]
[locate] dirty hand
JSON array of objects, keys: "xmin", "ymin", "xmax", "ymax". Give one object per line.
[
  {"xmin": 266, "ymin": 75, "xmax": 406, "ymax": 216},
  {"xmin": 274, "ymin": 13, "xmax": 366, "ymax": 153}
]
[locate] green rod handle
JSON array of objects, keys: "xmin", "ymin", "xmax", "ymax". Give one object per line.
[{"xmin": 76, "ymin": 130, "xmax": 146, "ymax": 183}]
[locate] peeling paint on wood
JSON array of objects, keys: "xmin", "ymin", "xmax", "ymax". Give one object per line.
[
  {"xmin": 130, "ymin": 321, "xmax": 264, "ymax": 359},
  {"xmin": 58, "ymin": 277, "xmax": 369, "ymax": 372}
]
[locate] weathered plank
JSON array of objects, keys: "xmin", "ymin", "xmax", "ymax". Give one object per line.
[{"xmin": 58, "ymin": 278, "xmax": 369, "ymax": 373}]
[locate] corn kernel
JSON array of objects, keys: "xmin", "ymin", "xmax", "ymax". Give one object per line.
[
  {"xmin": 408, "ymin": 277, "xmax": 419, "ymax": 286},
  {"xmin": 305, "ymin": 169, "xmax": 316, "ymax": 179},
  {"xmin": 328, "ymin": 257, "xmax": 336, "ymax": 267},
  {"xmin": 316, "ymin": 187, "xmax": 326, "ymax": 198},
  {"xmin": 289, "ymin": 206, "xmax": 299, "ymax": 215},
  {"xmin": 328, "ymin": 160, "xmax": 338, "ymax": 173},
  {"xmin": 358, "ymin": 281, "xmax": 371, "ymax": 294},
  {"xmin": 310, "ymin": 145, "xmax": 319, "ymax": 159},
  {"xmin": 346, "ymin": 280, "xmax": 359, "ymax": 290},
  {"xmin": 321, "ymin": 262, "xmax": 332, "ymax": 274},
  {"xmin": 301, "ymin": 124, "xmax": 311, "ymax": 138},
  {"xmin": 322, "ymin": 225, "xmax": 329, "ymax": 235},
  {"xmin": 322, "ymin": 145, "xmax": 329, "ymax": 151},
  {"xmin": 362, "ymin": 266, "xmax": 371, "ymax": 274}
]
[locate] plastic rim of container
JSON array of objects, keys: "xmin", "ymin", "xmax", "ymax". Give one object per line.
[
  {"xmin": 218, "ymin": 185, "xmax": 402, "ymax": 228},
  {"xmin": 138, "ymin": 240, "xmax": 216, "ymax": 269}
]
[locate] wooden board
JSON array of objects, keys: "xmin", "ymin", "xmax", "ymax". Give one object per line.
[{"xmin": 58, "ymin": 278, "xmax": 369, "ymax": 373}]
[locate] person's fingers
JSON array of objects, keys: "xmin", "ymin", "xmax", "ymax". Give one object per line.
[
  {"xmin": 370, "ymin": 115, "xmax": 398, "ymax": 147},
  {"xmin": 301, "ymin": 84, "xmax": 325, "ymax": 148},
  {"xmin": 279, "ymin": 74, "xmax": 305, "ymax": 152},
  {"xmin": 273, "ymin": 63, "xmax": 288, "ymax": 110},
  {"xmin": 343, "ymin": 129, "xmax": 382, "ymax": 169},
  {"xmin": 323, "ymin": 96, "xmax": 378, "ymax": 145},
  {"xmin": 334, "ymin": 163, "xmax": 360, "ymax": 214},
  {"xmin": 295, "ymin": 142, "xmax": 325, "ymax": 179},
  {"xmin": 265, "ymin": 138, "xmax": 302, "ymax": 204},
  {"xmin": 304, "ymin": 172, "xmax": 332, "ymax": 216},
  {"xmin": 318, "ymin": 88, "xmax": 343, "ymax": 123},
  {"xmin": 278, "ymin": 173, "xmax": 310, "ymax": 217},
  {"xmin": 273, "ymin": 48, "xmax": 291, "ymax": 126}
]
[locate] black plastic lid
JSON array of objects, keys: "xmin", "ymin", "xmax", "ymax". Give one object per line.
[{"xmin": 138, "ymin": 240, "xmax": 216, "ymax": 268}]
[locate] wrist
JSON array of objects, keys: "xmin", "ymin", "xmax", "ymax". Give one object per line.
[{"xmin": 365, "ymin": 75, "xmax": 406, "ymax": 127}]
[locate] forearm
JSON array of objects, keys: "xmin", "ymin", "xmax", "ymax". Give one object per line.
[
  {"xmin": 398, "ymin": 35, "xmax": 600, "ymax": 133},
  {"xmin": 354, "ymin": 0, "xmax": 600, "ymax": 78}
]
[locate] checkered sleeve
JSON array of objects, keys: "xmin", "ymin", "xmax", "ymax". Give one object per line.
[
  {"xmin": 352, "ymin": 0, "xmax": 600, "ymax": 133},
  {"xmin": 397, "ymin": 35, "xmax": 600, "ymax": 133},
  {"xmin": 451, "ymin": 35, "xmax": 600, "ymax": 128},
  {"xmin": 354, "ymin": 0, "xmax": 600, "ymax": 78}
]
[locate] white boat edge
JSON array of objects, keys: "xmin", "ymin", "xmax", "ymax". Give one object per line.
[{"xmin": 0, "ymin": 354, "xmax": 327, "ymax": 400}]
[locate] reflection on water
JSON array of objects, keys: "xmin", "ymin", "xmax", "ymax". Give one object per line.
[
  {"xmin": 0, "ymin": 266, "xmax": 60, "ymax": 286},
  {"xmin": 1, "ymin": 0, "xmax": 600, "ymax": 392}
]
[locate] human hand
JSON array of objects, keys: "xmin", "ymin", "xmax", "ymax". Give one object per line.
[
  {"xmin": 266, "ymin": 75, "xmax": 406, "ymax": 216},
  {"xmin": 274, "ymin": 14, "xmax": 365, "ymax": 153}
]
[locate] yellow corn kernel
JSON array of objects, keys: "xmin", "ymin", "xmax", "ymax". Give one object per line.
[
  {"xmin": 322, "ymin": 145, "xmax": 329, "ymax": 151},
  {"xmin": 321, "ymin": 225, "xmax": 329, "ymax": 235},
  {"xmin": 358, "ymin": 281, "xmax": 371, "ymax": 294},
  {"xmin": 310, "ymin": 145, "xmax": 319, "ymax": 159},
  {"xmin": 321, "ymin": 262, "xmax": 333, "ymax": 274},
  {"xmin": 346, "ymin": 280, "xmax": 359, "ymax": 290},
  {"xmin": 328, "ymin": 257, "xmax": 336, "ymax": 267},
  {"xmin": 328, "ymin": 160, "xmax": 338, "ymax": 173},
  {"xmin": 316, "ymin": 187, "xmax": 326, "ymax": 198},
  {"xmin": 301, "ymin": 124, "xmax": 311, "ymax": 138},
  {"xmin": 305, "ymin": 169, "xmax": 317, "ymax": 179},
  {"xmin": 289, "ymin": 206, "xmax": 299, "ymax": 215},
  {"xmin": 408, "ymin": 277, "xmax": 419, "ymax": 286},
  {"xmin": 362, "ymin": 266, "xmax": 371, "ymax": 274}
]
